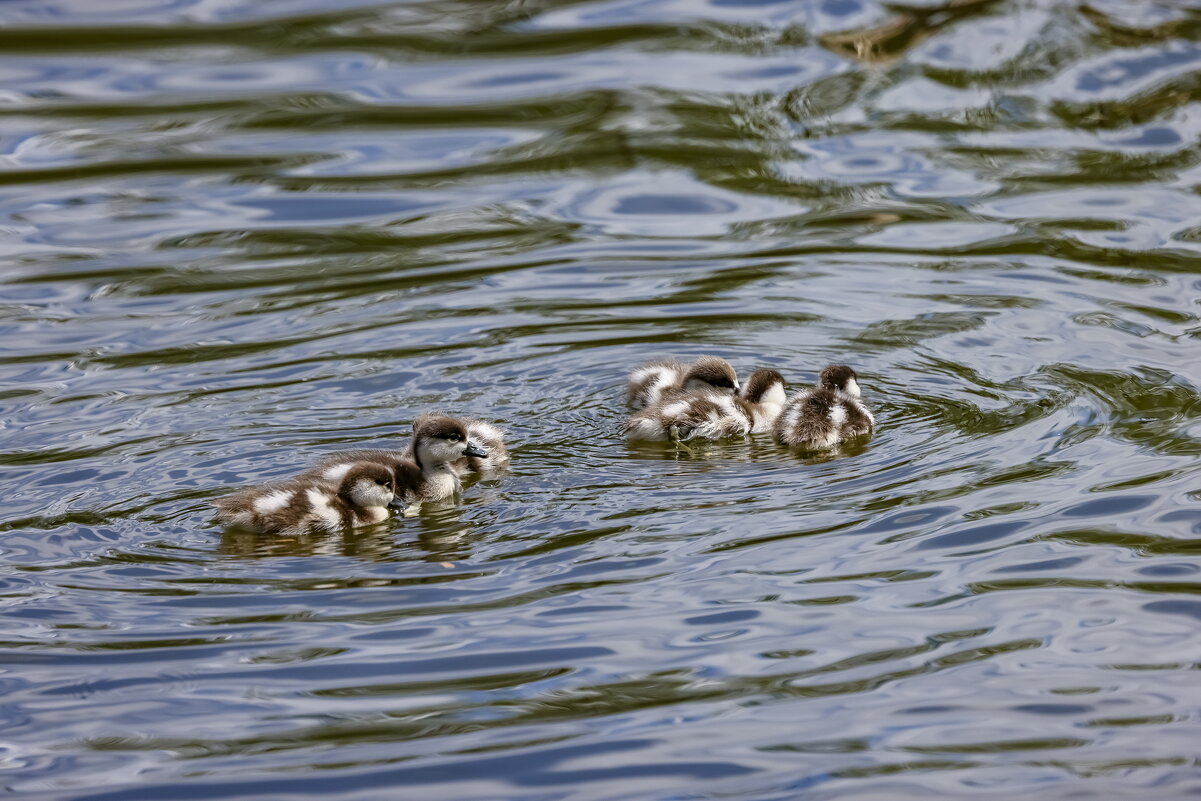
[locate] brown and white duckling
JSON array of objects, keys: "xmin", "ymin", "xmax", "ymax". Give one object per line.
[
  {"xmin": 624, "ymin": 368, "xmax": 786, "ymax": 442},
  {"xmin": 304, "ymin": 414, "xmax": 487, "ymax": 509},
  {"xmin": 213, "ymin": 462, "xmax": 396, "ymax": 535},
  {"xmin": 450, "ymin": 419, "xmax": 508, "ymax": 475},
  {"xmin": 774, "ymin": 365, "xmax": 875, "ymax": 450},
  {"xmin": 627, "ymin": 356, "xmax": 739, "ymax": 409}
]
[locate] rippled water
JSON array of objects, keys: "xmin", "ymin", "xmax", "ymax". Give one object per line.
[{"xmin": 4, "ymin": 0, "xmax": 1201, "ymax": 798}]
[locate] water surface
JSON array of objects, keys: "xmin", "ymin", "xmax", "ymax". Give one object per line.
[{"xmin": 3, "ymin": 0, "xmax": 1201, "ymax": 799}]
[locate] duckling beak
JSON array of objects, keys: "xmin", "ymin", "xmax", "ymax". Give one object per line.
[
  {"xmin": 388, "ymin": 496, "xmax": 408, "ymax": 512},
  {"xmin": 464, "ymin": 442, "xmax": 487, "ymax": 458}
]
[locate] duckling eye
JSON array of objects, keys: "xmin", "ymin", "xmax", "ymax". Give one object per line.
[{"xmin": 374, "ymin": 478, "xmax": 387, "ymax": 486}]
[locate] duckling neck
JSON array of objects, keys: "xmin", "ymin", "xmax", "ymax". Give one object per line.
[
  {"xmin": 422, "ymin": 460, "xmax": 461, "ymax": 498},
  {"xmin": 424, "ymin": 460, "xmax": 458, "ymax": 478},
  {"xmin": 413, "ymin": 444, "xmax": 457, "ymax": 478},
  {"xmin": 753, "ymin": 401, "xmax": 784, "ymax": 427}
]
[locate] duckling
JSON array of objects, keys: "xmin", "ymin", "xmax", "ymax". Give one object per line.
[
  {"xmin": 624, "ymin": 368, "xmax": 786, "ymax": 442},
  {"xmin": 627, "ymin": 356, "xmax": 739, "ymax": 409},
  {"xmin": 213, "ymin": 462, "xmax": 396, "ymax": 535},
  {"xmin": 774, "ymin": 365, "xmax": 874, "ymax": 450},
  {"xmin": 451, "ymin": 419, "xmax": 508, "ymax": 475},
  {"xmin": 817, "ymin": 364, "xmax": 875, "ymax": 429},
  {"xmin": 303, "ymin": 414, "xmax": 486, "ymax": 508}
]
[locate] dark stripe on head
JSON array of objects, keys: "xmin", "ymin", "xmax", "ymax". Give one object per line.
[
  {"xmin": 414, "ymin": 414, "xmax": 469, "ymax": 442},
  {"xmin": 686, "ymin": 356, "xmax": 738, "ymax": 390},
  {"xmin": 337, "ymin": 462, "xmax": 395, "ymax": 500}
]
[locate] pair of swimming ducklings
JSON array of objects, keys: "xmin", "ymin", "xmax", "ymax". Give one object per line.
[
  {"xmin": 213, "ymin": 416, "xmax": 508, "ymax": 537},
  {"xmin": 623, "ymin": 356, "xmax": 874, "ymax": 449}
]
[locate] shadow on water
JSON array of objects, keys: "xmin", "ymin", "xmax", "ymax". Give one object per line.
[{"xmin": 2, "ymin": 0, "xmax": 1201, "ymax": 799}]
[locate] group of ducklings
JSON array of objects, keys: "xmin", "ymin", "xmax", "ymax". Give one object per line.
[
  {"xmin": 622, "ymin": 356, "xmax": 874, "ymax": 449},
  {"xmin": 213, "ymin": 415, "xmax": 508, "ymax": 537},
  {"xmin": 214, "ymin": 356, "xmax": 873, "ymax": 537}
]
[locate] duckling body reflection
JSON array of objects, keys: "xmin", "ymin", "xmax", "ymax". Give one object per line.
[
  {"xmin": 625, "ymin": 369, "xmax": 786, "ymax": 442},
  {"xmin": 775, "ymin": 365, "xmax": 874, "ymax": 450},
  {"xmin": 627, "ymin": 356, "xmax": 739, "ymax": 410},
  {"xmin": 213, "ymin": 462, "xmax": 396, "ymax": 535}
]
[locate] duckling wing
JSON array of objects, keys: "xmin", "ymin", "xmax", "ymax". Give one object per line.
[
  {"xmin": 302, "ymin": 449, "xmax": 406, "ymax": 483},
  {"xmin": 625, "ymin": 392, "xmax": 751, "ymax": 441},
  {"xmin": 213, "ymin": 479, "xmax": 312, "ymax": 535},
  {"xmin": 627, "ymin": 359, "xmax": 687, "ymax": 409},
  {"xmin": 681, "ymin": 394, "xmax": 752, "ymax": 440},
  {"xmin": 775, "ymin": 390, "xmax": 841, "ymax": 449},
  {"xmin": 212, "ymin": 488, "xmax": 270, "ymax": 532},
  {"xmin": 840, "ymin": 398, "xmax": 875, "ymax": 438}
]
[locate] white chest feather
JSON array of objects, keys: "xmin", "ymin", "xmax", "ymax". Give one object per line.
[
  {"xmin": 751, "ymin": 402, "xmax": 783, "ymax": 432},
  {"xmin": 421, "ymin": 469, "xmax": 459, "ymax": 501}
]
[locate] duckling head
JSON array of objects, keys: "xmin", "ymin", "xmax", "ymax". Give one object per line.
[
  {"xmin": 818, "ymin": 365, "xmax": 861, "ymax": 398},
  {"xmin": 340, "ymin": 462, "xmax": 396, "ymax": 509},
  {"xmin": 683, "ymin": 356, "xmax": 739, "ymax": 396},
  {"xmin": 742, "ymin": 368, "xmax": 786, "ymax": 406},
  {"xmin": 413, "ymin": 414, "xmax": 487, "ymax": 467}
]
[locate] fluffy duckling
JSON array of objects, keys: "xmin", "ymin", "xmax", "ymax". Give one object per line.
[
  {"xmin": 624, "ymin": 368, "xmax": 786, "ymax": 442},
  {"xmin": 451, "ymin": 419, "xmax": 508, "ymax": 475},
  {"xmin": 304, "ymin": 414, "xmax": 486, "ymax": 508},
  {"xmin": 774, "ymin": 365, "xmax": 875, "ymax": 450},
  {"xmin": 213, "ymin": 462, "xmax": 396, "ymax": 535},
  {"xmin": 627, "ymin": 356, "xmax": 739, "ymax": 409}
]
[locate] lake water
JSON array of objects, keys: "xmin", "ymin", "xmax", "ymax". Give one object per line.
[{"xmin": 3, "ymin": 1, "xmax": 1201, "ymax": 799}]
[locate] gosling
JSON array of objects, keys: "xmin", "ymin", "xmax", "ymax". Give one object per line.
[
  {"xmin": 624, "ymin": 368, "xmax": 786, "ymax": 442},
  {"xmin": 627, "ymin": 356, "xmax": 739, "ymax": 409},
  {"xmin": 774, "ymin": 365, "xmax": 874, "ymax": 450},
  {"xmin": 450, "ymin": 419, "xmax": 509, "ymax": 475},
  {"xmin": 213, "ymin": 462, "xmax": 396, "ymax": 535}
]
